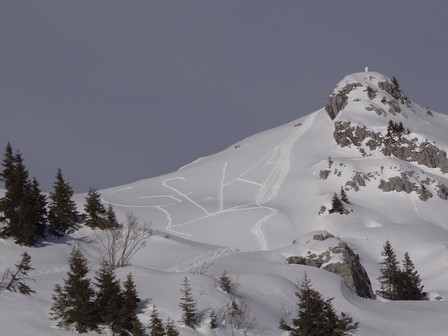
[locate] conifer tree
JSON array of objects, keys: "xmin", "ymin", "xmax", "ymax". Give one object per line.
[
  {"xmin": 94, "ymin": 259, "xmax": 123, "ymax": 333},
  {"xmin": 2, "ymin": 251, "xmax": 35, "ymax": 294},
  {"xmin": 376, "ymin": 240, "xmax": 401, "ymax": 300},
  {"xmin": 50, "ymin": 245, "xmax": 97, "ymax": 333},
  {"xmin": 165, "ymin": 318, "xmax": 180, "ymax": 336},
  {"xmin": 218, "ymin": 270, "xmax": 236, "ymax": 293},
  {"xmin": 209, "ymin": 310, "xmax": 218, "ymax": 330},
  {"xmin": 30, "ymin": 177, "xmax": 48, "ymax": 238},
  {"xmin": 117, "ymin": 272, "xmax": 141, "ymax": 334},
  {"xmin": 280, "ymin": 274, "xmax": 358, "ymax": 336},
  {"xmin": 105, "ymin": 204, "xmax": 120, "ymax": 229},
  {"xmin": 48, "ymin": 168, "xmax": 78, "ymax": 236},
  {"xmin": 0, "ymin": 144, "xmax": 44, "ymax": 245},
  {"xmin": 398, "ymin": 252, "xmax": 428, "ymax": 300},
  {"xmin": 179, "ymin": 277, "xmax": 198, "ymax": 329},
  {"xmin": 131, "ymin": 318, "xmax": 145, "ymax": 336},
  {"xmin": 148, "ymin": 305, "xmax": 165, "ymax": 336},
  {"xmin": 84, "ymin": 188, "xmax": 107, "ymax": 229},
  {"xmin": 329, "ymin": 193, "xmax": 345, "ymax": 214}
]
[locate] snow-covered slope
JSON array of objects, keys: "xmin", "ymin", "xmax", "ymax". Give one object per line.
[{"xmin": 2, "ymin": 71, "xmax": 448, "ymax": 335}]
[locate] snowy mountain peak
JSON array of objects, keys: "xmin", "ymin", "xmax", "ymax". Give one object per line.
[{"xmin": 325, "ymin": 71, "xmax": 411, "ymax": 123}]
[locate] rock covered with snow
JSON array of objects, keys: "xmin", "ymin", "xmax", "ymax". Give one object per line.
[{"xmin": 283, "ymin": 231, "xmax": 375, "ymax": 299}]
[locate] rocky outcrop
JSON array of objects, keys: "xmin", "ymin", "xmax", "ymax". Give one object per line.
[
  {"xmin": 322, "ymin": 243, "xmax": 374, "ymax": 299},
  {"xmin": 286, "ymin": 233, "xmax": 375, "ymax": 299},
  {"xmin": 378, "ymin": 79, "xmax": 410, "ymax": 106},
  {"xmin": 334, "ymin": 121, "xmax": 448, "ymax": 174},
  {"xmin": 345, "ymin": 172, "xmax": 367, "ymax": 191},
  {"xmin": 436, "ymin": 183, "xmax": 448, "ymax": 200},
  {"xmin": 319, "ymin": 169, "xmax": 331, "ymax": 180},
  {"xmin": 325, "ymin": 83, "xmax": 362, "ymax": 120},
  {"xmin": 378, "ymin": 172, "xmax": 433, "ymax": 201}
]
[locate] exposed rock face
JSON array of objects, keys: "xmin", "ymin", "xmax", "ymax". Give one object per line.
[
  {"xmin": 322, "ymin": 243, "xmax": 374, "ymax": 299},
  {"xmin": 334, "ymin": 121, "xmax": 448, "ymax": 174},
  {"xmin": 345, "ymin": 172, "xmax": 367, "ymax": 191},
  {"xmin": 436, "ymin": 183, "xmax": 448, "ymax": 200},
  {"xmin": 325, "ymin": 83, "xmax": 362, "ymax": 120},
  {"xmin": 319, "ymin": 169, "xmax": 331, "ymax": 180},
  {"xmin": 286, "ymin": 233, "xmax": 375, "ymax": 299},
  {"xmin": 378, "ymin": 79, "xmax": 410, "ymax": 106},
  {"xmin": 378, "ymin": 172, "xmax": 433, "ymax": 201}
]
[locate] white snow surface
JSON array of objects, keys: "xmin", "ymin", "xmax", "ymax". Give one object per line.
[{"xmin": 2, "ymin": 72, "xmax": 448, "ymax": 335}]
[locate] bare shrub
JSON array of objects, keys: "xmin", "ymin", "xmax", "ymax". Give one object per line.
[
  {"xmin": 94, "ymin": 212, "xmax": 152, "ymax": 268},
  {"xmin": 223, "ymin": 299, "xmax": 256, "ymax": 336}
]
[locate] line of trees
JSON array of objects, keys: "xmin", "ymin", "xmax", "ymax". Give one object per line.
[
  {"xmin": 0, "ymin": 143, "xmax": 80, "ymax": 245},
  {"xmin": 0, "ymin": 143, "xmax": 129, "ymax": 247}
]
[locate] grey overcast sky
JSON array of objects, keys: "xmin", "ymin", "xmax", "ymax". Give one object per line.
[{"xmin": 1, "ymin": 1, "xmax": 447, "ymax": 193}]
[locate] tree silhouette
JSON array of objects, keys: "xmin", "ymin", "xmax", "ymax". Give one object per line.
[
  {"xmin": 48, "ymin": 168, "xmax": 78, "ymax": 236},
  {"xmin": 179, "ymin": 277, "xmax": 198, "ymax": 329},
  {"xmin": 280, "ymin": 274, "xmax": 358, "ymax": 336},
  {"xmin": 84, "ymin": 188, "xmax": 107, "ymax": 229},
  {"xmin": 50, "ymin": 245, "xmax": 97, "ymax": 333}
]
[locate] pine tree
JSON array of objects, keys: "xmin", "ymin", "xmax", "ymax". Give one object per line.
[
  {"xmin": 209, "ymin": 310, "xmax": 218, "ymax": 329},
  {"xmin": 179, "ymin": 277, "xmax": 198, "ymax": 329},
  {"xmin": 329, "ymin": 193, "xmax": 345, "ymax": 214},
  {"xmin": 218, "ymin": 270, "xmax": 236, "ymax": 293},
  {"xmin": 148, "ymin": 305, "xmax": 165, "ymax": 336},
  {"xmin": 280, "ymin": 274, "xmax": 358, "ymax": 336},
  {"xmin": 50, "ymin": 245, "xmax": 97, "ymax": 333},
  {"xmin": 165, "ymin": 318, "xmax": 180, "ymax": 336},
  {"xmin": 48, "ymin": 168, "xmax": 78, "ymax": 236},
  {"xmin": 30, "ymin": 177, "xmax": 48, "ymax": 239},
  {"xmin": 105, "ymin": 204, "xmax": 120, "ymax": 229},
  {"xmin": 398, "ymin": 252, "xmax": 428, "ymax": 300},
  {"xmin": 2, "ymin": 252, "xmax": 35, "ymax": 294},
  {"xmin": 0, "ymin": 144, "xmax": 44, "ymax": 245},
  {"xmin": 84, "ymin": 188, "xmax": 107, "ymax": 229},
  {"xmin": 376, "ymin": 240, "xmax": 401, "ymax": 300},
  {"xmin": 94, "ymin": 259, "xmax": 123, "ymax": 333},
  {"xmin": 131, "ymin": 318, "xmax": 145, "ymax": 336},
  {"xmin": 117, "ymin": 272, "xmax": 141, "ymax": 334}
]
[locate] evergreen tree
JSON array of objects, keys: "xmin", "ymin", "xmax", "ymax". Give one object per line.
[
  {"xmin": 398, "ymin": 252, "xmax": 428, "ymax": 300},
  {"xmin": 30, "ymin": 177, "xmax": 48, "ymax": 238},
  {"xmin": 165, "ymin": 318, "xmax": 180, "ymax": 336},
  {"xmin": 50, "ymin": 245, "xmax": 97, "ymax": 333},
  {"xmin": 280, "ymin": 274, "xmax": 358, "ymax": 336},
  {"xmin": 376, "ymin": 240, "xmax": 401, "ymax": 300},
  {"xmin": 2, "ymin": 251, "xmax": 35, "ymax": 294},
  {"xmin": 131, "ymin": 318, "xmax": 145, "ymax": 336},
  {"xmin": 48, "ymin": 168, "xmax": 78, "ymax": 236},
  {"xmin": 105, "ymin": 204, "xmax": 120, "ymax": 229},
  {"xmin": 209, "ymin": 310, "xmax": 218, "ymax": 329},
  {"xmin": 0, "ymin": 144, "xmax": 44, "ymax": 245},
  {"xmin": 94, "ymin": 259, "xmax": 123, "ymax": 332},
  {"xmin": 179, "ymin": 277, "xmax": 198, "ymax": 329},
  {"xmin": 148, "ymin": 305, "xmax": 165, "ymax": 336},
  {"xmin": 340, "ymin": 186, "xmax": 350, "ymax": 204},
  {"xmin": 84, "ymin": 188, "xmax": 107, "ymax": 229},
  {"xmin": 218, "ymin": 270, "xmax": 235, "ymax": 293},
  {"xmin": 117, "ymin": 272, "xmax": 141, "ymax": 334},
  {"xmin": 329, "ymin": 193, "xmax": 345, "ymax": 214}
]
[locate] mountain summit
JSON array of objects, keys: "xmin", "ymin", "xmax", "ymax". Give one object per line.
[{"xmin": 2, "ymin": 71, "xmax": 448, "ymax": 336}]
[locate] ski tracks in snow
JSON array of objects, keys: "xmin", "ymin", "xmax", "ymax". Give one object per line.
[
  {"xmin": 168, "ymin": 247, "xmax": 240, "ymax": 273},
  {"xmin": 104, "ymin": 113, "xmax": 316, "ymax": 251}
]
